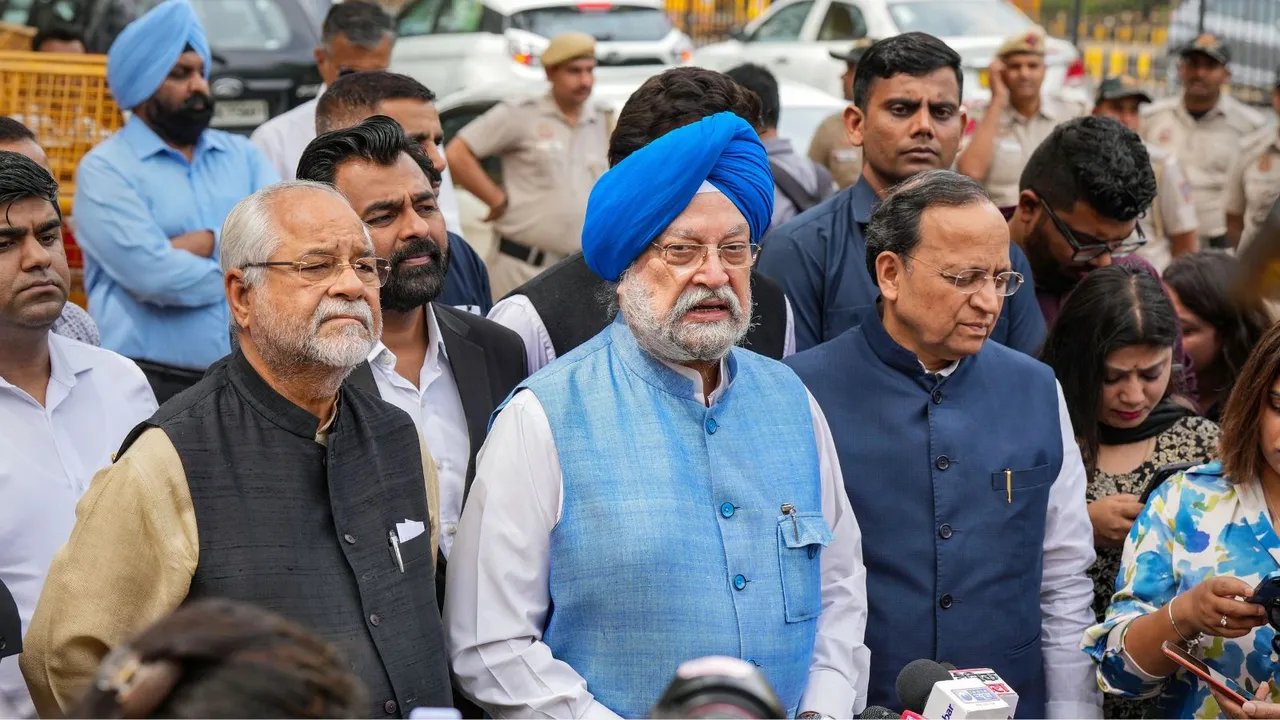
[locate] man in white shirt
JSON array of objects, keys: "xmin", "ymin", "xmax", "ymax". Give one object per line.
[
  {"xmin": 295, "ymin": 116, "xmax": 525, "ymax": 585},
  {"xmin": 445, "ymin": 110, "xmax": 868, "ymax": 718},
  {"xmin": 0, "ymin": 152, "xmax": 156, "ymax": 717},
  {"xmin": 250, "ymin": 0, "xmax": 393, "ymax": 182}
]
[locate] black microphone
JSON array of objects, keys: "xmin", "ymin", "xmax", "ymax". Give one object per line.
[
  {"xmin": 859, "ymin": 706, "xmax": 900, "ymax": 719},
  {"xmin": 895, "ymin": 659, "xmax": 954, "ymax": 714},
  {"xmin": 650, "ymin": 656, "xmax": 786, "ymax": 719},
  {"xmin": 0, "ymin": 577, "xmax": 19, "ymax": 660}
]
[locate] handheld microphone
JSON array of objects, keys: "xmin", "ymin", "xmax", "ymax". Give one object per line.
[
  {"xmin": 896, "ymin": 659, "xmax": 955, "ymax": 714},
  {"xmin": 859, "ymin": 706, "xmax": 899, "ymax": 719},
  {"xmin": 948, "ymin": 668, "xmax": 1019, "ymax": 718},
  {"xmin": 649, "ymin": 656, "xmax": 786, "ymax": 719},
  {"xmin": 920, "ymin": 678, "xmax": 1010, "ymax": 720}
]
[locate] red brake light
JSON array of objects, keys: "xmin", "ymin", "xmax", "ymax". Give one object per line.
[
  {"xmin": 576, "ymin": 2, "xmax": 612, "ymax": 9},
  {"xmin": 1066, "ymin": 57, "xmax": 1085, "ymax": 80}
]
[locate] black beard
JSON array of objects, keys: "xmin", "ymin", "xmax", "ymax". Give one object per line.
[
  {"xmin": 147, "ymin": 92, "xmax": 215, "ymax": 147},
  {"xmin": 381, "ymin": 235, "xmax": 450, "ymax": 312}
]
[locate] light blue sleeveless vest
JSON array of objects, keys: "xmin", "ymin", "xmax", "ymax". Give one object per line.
[{"xmin": 499, "ymin": 318, "xmax": 827, "ymax": 718}]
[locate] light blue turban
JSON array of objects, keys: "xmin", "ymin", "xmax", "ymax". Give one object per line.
[
  {"xmin": 581, "ymin": 112, "xmax": 774, "ymax": 282},
  {"xmin": 107, "ymin": 0, "xmax": 212, "ymax": 110}
]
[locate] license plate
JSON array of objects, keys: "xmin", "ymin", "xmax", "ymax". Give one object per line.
[{"xmin": 211, "ymin": 99, "xmax": 270, "ymax": 128}]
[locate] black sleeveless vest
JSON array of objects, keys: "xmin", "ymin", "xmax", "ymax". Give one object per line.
[
  {"xmin": 509, "ymin": 252, "xmax": 789, "ymax": 359},
  {"xmin": 117, "ymin": 352, "xmax": 453, "ymax": 717}
]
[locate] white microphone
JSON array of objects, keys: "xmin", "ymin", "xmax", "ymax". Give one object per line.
[
  {"xmin": 921, "ymin": 678, "xmax": 1011, "ymax": 720},
  {"xmin": 948, "ymin": 667, "xmax": 1019, "ymax": 718}
]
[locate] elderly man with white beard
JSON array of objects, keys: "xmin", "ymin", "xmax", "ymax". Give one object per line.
[
  {"xmin": 444, "ymin": 111, "xmax": 870, "ymax": 720},
  {"xmin": 21, "ymin": 180, "xmax": 455, "ymax": 719}
]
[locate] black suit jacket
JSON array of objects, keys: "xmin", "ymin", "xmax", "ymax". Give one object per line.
[{"xmin": 347, "ymin": 302, "xmax": 527, "ymax": 498}]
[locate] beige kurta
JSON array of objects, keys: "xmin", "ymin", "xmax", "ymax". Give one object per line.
[
  {"xmin": 19, "ymin": 411, "xmax": 440, "ymax": 719},
  {"xmin": 964, "ymin": 94, "xmax": 1090, "ymax": 208},
  {"xmin": 1141, "ymin": 93, "xmax": 1268, "ymax": 241},
  {"xmin": 808, "ymin": 111, "xmax": 863, "ymax": 189}
]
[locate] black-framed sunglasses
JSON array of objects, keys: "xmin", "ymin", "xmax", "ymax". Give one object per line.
[
  {"xmin": 1034, "ymin": 194, "xmax": 1147, "ymax": 264},
  {"xmin": 242, "ymin": 253, "xmax": 392, "ymax": 287}
]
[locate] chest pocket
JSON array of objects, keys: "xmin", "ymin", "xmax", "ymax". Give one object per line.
[
  {"xmin": 989, "ymin": 464, "xmax": 1055, "ymax": 619},
  {"xmin": 398, "ymin": 531, "xmax": 433, "ymax": 571},
  {"xmin": 777, "ymin": 511, "xmax": 833, "ymax": 623},
  {"xmin": 529, "ymin": 137, "xmax": 567, "ymax": 184}
]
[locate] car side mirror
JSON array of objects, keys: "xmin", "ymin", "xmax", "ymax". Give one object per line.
[{"xmin": 729, "ymin": 26, "xmax": 747, "ymax": 41}]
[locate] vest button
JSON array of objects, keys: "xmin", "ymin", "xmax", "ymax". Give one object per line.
[
  {"xmin": 938, "ymin": 524, "xmax": 953, "ymax": 539},
  {"xmin": 705, "ymin": 417, "xmax": 719, "ymax": 434},
  {"xmin": 720, "ymin": 502, "xmax": 735, "ymax": 518},
  {"xmin": 384, "ymin": 699, "xmax": 398, "ymax": 715},
  {"xmin": 732, "ymin": 574, "xmax": 747, "ymax": 591},
  {"xmin": 343, "ymin": 533, "xmax": 356, "ymax": 545},
  {"xmin": 932, "ymin": 389, "xmax": 943, "ymax": 404},
  {"xmin": 369, "ymin": 613, "xmax": 381, "ymax": 627},
  {"xmin": 939, "ymin": 594, "xmax": 953, "ymax": 609},
  {"xmin": 935, "ymin": 455, "xmax": 950, "ymax": 471}
]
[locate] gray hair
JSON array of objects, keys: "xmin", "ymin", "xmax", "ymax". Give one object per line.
[
  {"xmin": 864, "ymin": 170, "xmax": 992, "ymax": 286},
  {"xmin": 220, "ymin": 180, "xmax": 351, "ymax": 289},
  {"xmin": 321, "ymin": 0, "xmax": 395, "ymax": 48}
]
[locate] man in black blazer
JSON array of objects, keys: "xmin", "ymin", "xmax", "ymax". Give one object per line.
[{"xmin": 297, "ymin": 117, "xmax": 526, "ymax": 599}]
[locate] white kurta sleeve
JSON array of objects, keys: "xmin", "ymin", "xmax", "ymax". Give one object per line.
[
  {"xmin": 486, "ymin": 294, "xmax": 557, "ymax": 377},
  {"xmin": 1040, "ymin": 382, "xmax": 1103, "ymax": 719},
  {"xmin": 803, "ymin": 391, "xmax": 870, "ymax": 717},
  {"xmin": 443, "ymin": 390, "xmax": 619, "ymax": 720}
]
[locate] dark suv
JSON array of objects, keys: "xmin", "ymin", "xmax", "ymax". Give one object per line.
[{"xmin": 3, "ymin": 0, "xmax": 323, "ymax": 134}]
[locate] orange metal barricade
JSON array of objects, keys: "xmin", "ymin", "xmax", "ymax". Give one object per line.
[{"xmin": 0, "ymin": 22, "xmax": 36, "ymax": 50}]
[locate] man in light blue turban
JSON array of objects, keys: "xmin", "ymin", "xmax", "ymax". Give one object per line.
[
  {"xmin": 445, "ymin": 110, "xmax": 870, "ymax": 718},
  {"xmin": 75, "ymin": 0, "xmax": 277, "ymax": 403}
]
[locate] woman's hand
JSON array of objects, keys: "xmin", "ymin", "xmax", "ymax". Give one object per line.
[
  {"xmin": 1213, "ymin": 682, "xmax": 1280, "ymax": 718},
  {"xmin": 1087, "ymin": 494, "xmax": 1145, "ymax": 548},
  {"xmin": 1174, "ymin": 576, "xmax": 1267, "ymax": 638}
]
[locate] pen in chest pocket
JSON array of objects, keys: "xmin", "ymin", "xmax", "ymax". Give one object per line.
[
  {"xmin": 781, "ymin": 503, "xmax": 799, "ymax": 542},
  {"xmin": 1005, "ymin": 469, "xmax": 1012, "ymax": 504},
  {"xmin": 389, "ymin": 530, "xmax": 405, "ymax": 573}
]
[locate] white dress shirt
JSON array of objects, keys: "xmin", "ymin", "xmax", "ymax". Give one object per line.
[
  {"xmin": 367, "ymin": 306, "xmax": 470, "ymax": 559},
  {"xmin": 932, "ymin": 361, "xmax": 1100, "ymax": 718},
  {"xmin": 444, "ymin": 354, "xmax": 870, "ymax": 719},
  {"xmin": 251, "ymin": 95, "xmax": 466, "ymax": 238},
  {"xmin": 488, "ymin": 294, "xmax": 798, "ymax": 377},
  {"xmin": 0, "ymin": 334, "xmax": 157, "ymax": 717}
]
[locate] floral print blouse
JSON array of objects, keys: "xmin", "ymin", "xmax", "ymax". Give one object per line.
[{"xmin": 1082, "ymin": 462, "xmax": 1280, "ymax": 718}]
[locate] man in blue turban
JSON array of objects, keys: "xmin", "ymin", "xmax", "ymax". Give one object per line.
[
  {"xmin": 444, "ymin": 105, "xmax": 870, "ymax": 718},
  {"xmin": 74, "ymin": 0, "xmax": 277, "ymax": 403}
]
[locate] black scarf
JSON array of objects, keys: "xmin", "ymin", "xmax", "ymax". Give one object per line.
[{"xmin": 1098, "ymin": 398, "xmax": 1193, "ymax": 445}]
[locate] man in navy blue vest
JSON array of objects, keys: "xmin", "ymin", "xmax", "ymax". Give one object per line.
[
  {"xmin": 787, "ymin": 170, "xmax": 1099, "ymax": 718},
  {"xmin": 756, "ymin": 33, "xmax": 1045, "ymax": 355},
  {"xmin": 445, "ymin": 110, "xmax": 869, "ymax": 717}
]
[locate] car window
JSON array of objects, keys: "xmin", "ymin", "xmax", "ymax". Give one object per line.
[
  {"xmin": 189, "ymin": 0, "xmax": 291, "ymax": 50},
  {"xmin": 1211, "ymin": 0, "xmax": 1280, "ymax": 22},
  {"xmin": 750, "ymin": 0, "xmax": 813, "ymax": 42},
  {"xmin": 435, "ymin": 0, "xmax": 483, "ymax": 33},
  {"xmin": 397, "ymin": 0, "xmax": 446, "ymax": 36},
  {"xmin": 1, "ymin": 0, "xmax": 33, "ymax": 24},
  {"xmin": 816, "ymin": 1, "xmax": 866, "ymax": 41},
  {"xmin": 510, "ymin": 5, "xmax": 672, "ymax": 42},
  {"xmin": 886, "ymin": 0, "xmax": 1032, "ymax": 37}
]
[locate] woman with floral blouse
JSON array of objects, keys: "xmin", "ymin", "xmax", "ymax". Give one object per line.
[{"xmin": 1083, "ymin": 320, "xmax": 1280, "ymax": 718}]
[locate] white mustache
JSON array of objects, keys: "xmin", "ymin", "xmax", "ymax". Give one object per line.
[
  {"xmin": 669, "ymin": 285, "xmax": 744, "ymax": 323},
  {"xmin": 312, "ymin": 297, "xmax": 374, "ymax": 331}
]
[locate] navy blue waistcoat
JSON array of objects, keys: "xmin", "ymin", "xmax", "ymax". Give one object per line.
[{"xmin": 786, "ymin": 310, "xmax": 1063, "ymax": 717}]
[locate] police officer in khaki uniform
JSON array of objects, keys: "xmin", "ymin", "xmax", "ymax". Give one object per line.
[
  {"xmin": 446, "ymin": 32, "xmax": 611, "ymax": 299},
  {"xmin": 1226, "ymin": 68, "xmax": 1280, "ymax": 252},
  {"xmin": 1142, "ymin": 34, "xmax": 1267, "ymax": 249},
  {"xmin": 955, "ymin": 26, "xmax": 1089, "ymax": 210},
  {"xmin": 1092, "ymin": 75, "xmax": 1199, "ymax": 271},
  {"xmin": 807, "ymin": 37, "xmax": 876, "ymax": 189}
]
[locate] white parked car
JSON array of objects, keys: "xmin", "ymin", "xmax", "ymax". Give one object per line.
[
  {"xmin": 437, "ymin": 71, "xmax": 847, "ymax": 255},
  {"xmin": 389, "ymin": 0, "xmax": 695, "ymax": 99},
  {"xmin": 693, "ymin": 0, "xmax": 1086, "ymax": 107}
]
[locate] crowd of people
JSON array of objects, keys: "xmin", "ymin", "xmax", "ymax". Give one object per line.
[{"xmin": 4, "ymin": 0, "xmax": 1280, "ymax": 718}]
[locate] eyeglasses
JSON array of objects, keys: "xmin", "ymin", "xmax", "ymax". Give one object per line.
[
  {"xmin": 242, "ymin": 253, "xmax": 393, "ymax": 287},
  {"xmin": 904, "ymin": 254, "xmax": 1025, "ymax": 297},
  {"xmin": 1034, "ymin": 194, "xmax": 1147, "ymax": 264},
  {"xmin": 651, "ymin": 241, "xmax": 759, "ymax": 271}
]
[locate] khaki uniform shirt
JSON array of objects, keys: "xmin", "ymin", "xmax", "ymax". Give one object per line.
[
  {"xmin": 19, "ymin": 416, "xmax": 440, "ymax": 719},
  {"xmin": 808, "ymin": 111, "xmax": 862, "ymax": 189},
  {"xmin": 1136, "ymin": 143, "xmax": 1200, "ymax": 271},
  {"xmin": 457, "ymin": 93, "xmax": 610, "ymax": 256},
  {"xmin": 966, "ymin": 94, "xmax": 1090, "ymax": 208},
  {"xmin": 1141, "ymin": 93, "xmax": 1268, "ymax": 241},
  {"xmin": 1225, "ymin": 131, "xmax": 1280, "ymax": 252}
]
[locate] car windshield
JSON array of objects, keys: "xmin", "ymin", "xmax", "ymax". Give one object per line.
[
  {"xmin": 188, "ymin": 0, "xmax": 292, "ymax": 50},
  {"xmin": 509, "ymin": 4, "xmax": 672, "ymax": 41},
  {"xmin": 887, "ymin": 0, "xmax": 1033, "ymax": 37}
]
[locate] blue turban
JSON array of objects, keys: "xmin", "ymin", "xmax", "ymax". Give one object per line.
[
  {"xmin": 581, "ymin": 112, "xmax": 773, "ymax": 282},
  {"xmin": 107, "ymin": 0, "xmax": 212, "ymax": 110}
]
